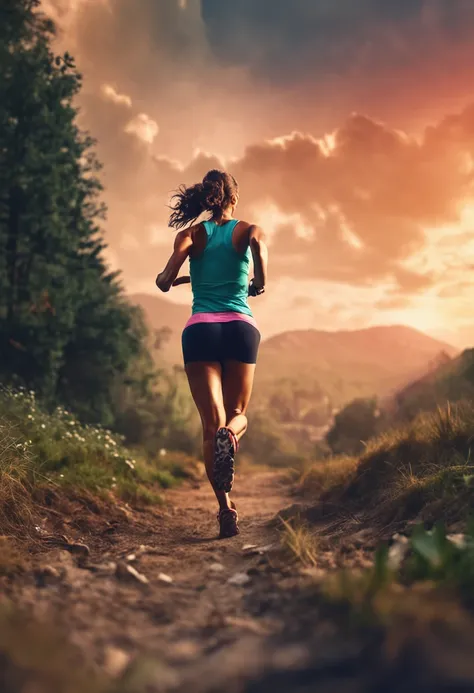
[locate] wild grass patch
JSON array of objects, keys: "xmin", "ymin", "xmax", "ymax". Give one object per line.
[
  {"xmin": 280, "ymin": 517, "xmax": 318, "ymax": 567},
  {"xmin": 0, "ymin": 386, "xmax": 200, "ymax": 534},
  {"xmin": 300, "ymin": 401, "xmax": 474, "ymax": 528}
]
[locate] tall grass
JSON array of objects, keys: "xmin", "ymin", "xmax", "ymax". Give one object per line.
[
  {"xmin": 0, "ymin": 418, "xmax": 35, "ymax": 534},
  {"xmin": 300, "ymin": 400, "xmax": 474, "ymax": 527}
]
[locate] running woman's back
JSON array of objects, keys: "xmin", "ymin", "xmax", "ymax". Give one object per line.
[{"xmin": 190, "ymin": 220, "xmax": 252, "ymax": 316}]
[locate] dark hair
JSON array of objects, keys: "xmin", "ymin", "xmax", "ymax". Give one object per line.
[{"xmin": 168, "ymin": 169, "xmax": 239, "ymax": 230}]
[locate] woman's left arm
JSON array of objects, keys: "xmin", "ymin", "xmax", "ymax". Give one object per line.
[{"xmin": 155, "ymin": 230, "xmax": 193, "ymax": 292}]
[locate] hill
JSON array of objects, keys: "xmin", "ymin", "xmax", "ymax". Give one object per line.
[
  {"xmin": 129, "ymin": 295, "xmax": 459, "ymax": 435},
  {"xmin": 257, "ymin": 325, "xmax": 458, "ymax": 406},
  {"xmin": 390, "ymin": 347, "xmax": 474, "ymax": 421}
]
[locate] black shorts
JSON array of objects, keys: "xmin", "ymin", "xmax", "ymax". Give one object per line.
[{"xmin": 182, "ymin": 320, "xmax": 261, "ymax": 365}]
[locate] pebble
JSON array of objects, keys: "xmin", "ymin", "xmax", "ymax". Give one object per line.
[
  {"xmin": 103, "ymin": 646, "xmax": 131, "ymax": 678},
  {"xmin": 209, "ymin": 563, "xmax": 225, "ymax": 573},
  {"xmin": 228, "ymin": 572, "xmax": 251, "ymax": 586},
  {"xmin": 116, "ymin": 562, "xmax": 149, "ymax": 585},
  {"xmin": 158, "ymin": 573, "xmax": 173, "ymax": 584}
]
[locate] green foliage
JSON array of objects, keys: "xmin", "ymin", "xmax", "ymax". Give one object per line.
[
  {"xmin": 404, "ymin": 523, "xmax": 474, "ymax": 599},
  {"xmin": 326, "ymin": 397, "xmax": 386, "ymax": 455},
  {"xmin": 242, "ymin": 410, "xmax": 308, "ymax": 468},
  {"xmin": 0, "ymin": 0, "xmax": 146, "ymax": 427},
  {"xmin": 0, "ymin": 386, "xmax": 193, "ymax": 512}
]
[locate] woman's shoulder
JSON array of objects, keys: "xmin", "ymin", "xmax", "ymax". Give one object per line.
[{"xmin": 235, "ymin": 220, "xmax": 258, "ymax": 235}]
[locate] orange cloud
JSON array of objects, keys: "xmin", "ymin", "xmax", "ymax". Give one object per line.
[
  {"xmin": 101, "ymin": 84, "xmax": 132, "ymax": 108},
  {"xmin": 124, "ymin": 113, "xmax": 159, "ymax": 144}
]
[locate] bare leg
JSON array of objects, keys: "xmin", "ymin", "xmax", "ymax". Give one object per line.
[
  {"xmin": 222, "ymin": 361, "xmax": 256, "ymax": 441},
  {"xmin": 184, "ymin": 362, "xmax": 232, "ymax": 511}
]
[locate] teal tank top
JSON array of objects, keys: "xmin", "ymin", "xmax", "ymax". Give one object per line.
[{"xmin": 189, "ymin": 220, "xmax": 253, "ymax": 316}]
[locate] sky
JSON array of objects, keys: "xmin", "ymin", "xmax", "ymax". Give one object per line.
[{"xmin": 41, "ymin": 0, "xmax": 474, "ymax": 347}]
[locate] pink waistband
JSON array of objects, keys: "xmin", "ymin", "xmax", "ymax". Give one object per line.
[{"xmin": 185, "ymin": 312, "xmax": 258, "ymax": 330}]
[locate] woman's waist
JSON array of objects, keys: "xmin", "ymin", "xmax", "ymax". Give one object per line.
[
  {"xmin": 191, "ymin": 279, "xmax": 249, "ymax": 296},
  {"xmin": 184, "ymin": 311, "xmax": 258, "ymax": 330}
]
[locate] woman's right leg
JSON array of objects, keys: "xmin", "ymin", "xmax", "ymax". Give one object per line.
[{"xmin": 222, "ymin": 360, "xmax": 256, "ymax": 440}]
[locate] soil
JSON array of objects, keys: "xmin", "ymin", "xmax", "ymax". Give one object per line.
[{"xmin": 3, "ymin": 471, "xmax": 474, "ymax": 693}]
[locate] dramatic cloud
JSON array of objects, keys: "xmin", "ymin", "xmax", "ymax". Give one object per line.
[
  {"xmin": 40, "ymin": 0, "xmax": 474, "ymax": 344},
  {"xmin": 148, "ymin": 106, "xmax": 474, "ymax": 297}
]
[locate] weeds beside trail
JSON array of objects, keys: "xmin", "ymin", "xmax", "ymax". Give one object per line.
[
  {"xmin": 0, "ymin": 386, "xmax": 201, "ymax": 540},
  {"xmin": 299, "ymin": 400, "xmax": 474, "ymax": 531}
]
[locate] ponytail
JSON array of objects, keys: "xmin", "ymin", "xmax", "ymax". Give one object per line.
[{"xmin": 168, "ymin": 169, "xmax": 239, "ymax": 230}]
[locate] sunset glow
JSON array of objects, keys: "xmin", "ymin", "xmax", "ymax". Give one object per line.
[{"xmin": 45, "ymin": 0, "xmax": 474, "ymax": 348}]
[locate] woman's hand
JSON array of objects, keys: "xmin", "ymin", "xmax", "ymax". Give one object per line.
[
  {"xmin": 248, "ymin": 279, "xmax": 265, "ymax": 297},
  {"xmin": 155, "ymin": 271, "xmax": 171, "ymax": 292},
  {"xmin": 155, "ymin": 230, "xmax": 193, "ymax": 292}
]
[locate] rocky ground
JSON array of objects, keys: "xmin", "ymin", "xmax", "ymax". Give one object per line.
[{"xmin": 3, "ymin": 471, "xmax": 474, "ymax": 693}]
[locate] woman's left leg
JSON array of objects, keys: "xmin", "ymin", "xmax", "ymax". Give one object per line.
[{"xmin": 184, "ymin": 361, "xmax": 231, "ymax": 511}]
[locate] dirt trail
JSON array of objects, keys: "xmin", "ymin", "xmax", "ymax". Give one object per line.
[
  {"xmin": 6, "ymin": 471, "xmax": 474, "ymax": 692},
  {"xmin": 7, "ymin": 471, "xmax": 307, "ymax": 690}
]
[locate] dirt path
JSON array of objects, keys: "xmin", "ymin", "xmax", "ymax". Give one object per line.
[
  {"xmin": 6, "ymin": 471, "xmax": 474, "ymax": 692},
  {"xmin": 7, "ymin": 471, "xmax": 305, "ymax": 691}
]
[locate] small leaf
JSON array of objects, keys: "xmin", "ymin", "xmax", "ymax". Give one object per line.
[{"xmin": 411, "ymin": 525, "xmax": 442, "ymax": 568}]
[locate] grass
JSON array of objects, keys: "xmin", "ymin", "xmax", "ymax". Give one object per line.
[
  {"xmin": 299, "ymin": 400, "xmax": 474, "ymax": 529},
  {"xmin": 0, "ymin": 385, "xmax": 201, "ymax": 535},
  {"xmin": 280, "ymin": 517, "xmax": 318, "ymax": 567}
]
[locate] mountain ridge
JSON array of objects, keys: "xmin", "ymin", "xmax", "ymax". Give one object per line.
[{"xmin": 129, "ymin": 292, "xmax": 459, "ymax": 406}]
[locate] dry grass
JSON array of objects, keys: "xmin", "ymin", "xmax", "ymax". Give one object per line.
[
  {"xmin": 299, "ymin": 400, "xmax": 474, "ymax": 530},
  {"xmin": 0, "ymin": 420, "xmax": 36, "ymax": 536},
  {"xmin": 280, "ymin": 517, "xmax": 318, "ymax": 567},
  {"xmin": 298, "ymin": 455, "xmax": 359, "ymax": 498}
]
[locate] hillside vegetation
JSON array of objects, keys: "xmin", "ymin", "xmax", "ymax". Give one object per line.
[
  {"xmin": 0, "ymin": 385, "xmax": 200, "ymax": 537},
  {"xmin": 300, "ymin": 400, "xmax": 474, "ymax": 533}
]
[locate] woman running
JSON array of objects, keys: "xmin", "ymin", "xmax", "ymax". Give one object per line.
[{"xmin": 155, "ymin": 169, "xmax": 268, "ymax": 539}]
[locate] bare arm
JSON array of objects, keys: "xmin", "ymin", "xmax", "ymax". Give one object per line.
[
  {"xmin": 249, "ymin": 225, "xmax": 268, "ymax": 291},
  {"xmin": 155, "ymin": 230, "xmax": 193, "ymax": 293}
]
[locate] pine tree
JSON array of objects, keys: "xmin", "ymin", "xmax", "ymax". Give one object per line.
[{"xmin": 0, "ymin": 0, "xmax": 144, "ymax": 424}]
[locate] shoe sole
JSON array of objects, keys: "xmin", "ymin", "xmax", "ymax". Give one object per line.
[{"xmin": 213, "ymin": 428, "xmax": 235, "ymax": 493}]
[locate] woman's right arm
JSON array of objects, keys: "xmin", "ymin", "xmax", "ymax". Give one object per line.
[
  {"xmin": 249, "ymin": 225, "xmax": 268, "ymax": 291},
  {"xmin": 155, "ymin": 229, "xmax": 193, "ymax": 292}
]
